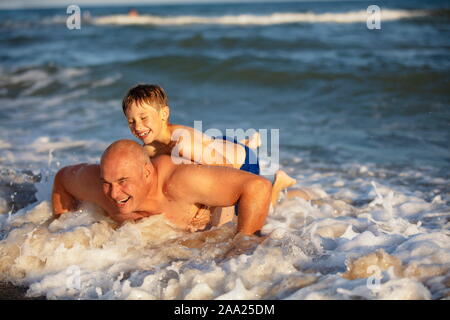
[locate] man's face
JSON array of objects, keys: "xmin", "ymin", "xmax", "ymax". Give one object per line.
[
  {"xmin": 125, "ymin": 102, "xmax": 164, "ymax": 145},
  {"xmin": 100, "ymin": 156, "xmax": 150, "ymax": 215}
]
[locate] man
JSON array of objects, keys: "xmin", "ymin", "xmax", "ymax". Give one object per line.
[{"xmin": 52, "ymin": 139, "xmax": 272, "ymax": 235}]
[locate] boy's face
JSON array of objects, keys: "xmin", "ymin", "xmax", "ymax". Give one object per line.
[{"xmin": 125, "ymin": 101, "xmax": 165, "ymax": 145}]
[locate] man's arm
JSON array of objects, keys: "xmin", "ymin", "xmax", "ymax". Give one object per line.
[
  {"xmin": 51, "ymin": 164, "xmax": 109, "ymax": 217},
  {"xmin": 52, "ymin": 167, "xmax": 79, "ymax": 216},
  {"xmin": 168, "ymin": 164, "xmax": 272, "ymax": 235}
]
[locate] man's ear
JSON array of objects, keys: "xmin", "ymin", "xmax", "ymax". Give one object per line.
[
  {"xmin": 144, "ymin": 162, "xmax": 153, "ymax": 180},
  {"xmin": 160, "ymin": 105, "xmax": 170, "ymax": 122}
]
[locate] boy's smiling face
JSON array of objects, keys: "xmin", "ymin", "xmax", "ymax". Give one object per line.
[{"xmin": 125, "ymin": 101, "xmax": 165, "ymax": 145}]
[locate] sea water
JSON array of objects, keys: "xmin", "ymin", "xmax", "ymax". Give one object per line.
[{"xmin": 0, "ymin": 0, "xmax": 449, "ymax": 300}]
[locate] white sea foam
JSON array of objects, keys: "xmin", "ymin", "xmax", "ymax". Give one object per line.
[
  {"xmin": 0, "ymin": 172, "xmax": 448, "ymax": 300},
  {"xmin": 0, "ymin": 135, "xmax": 108, "ymax": 173},
  {"xmin": 91, "ymin": 74, "xmax": 122, "ymax": 88},
  {"xmin": 0, "ymin": 67, "xmax": 88, "ymax": 97},
  {"xmin": 93, "ymin": 9, "xmax": 428, "ymax": 26}
]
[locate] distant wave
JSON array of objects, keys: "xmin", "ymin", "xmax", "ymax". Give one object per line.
[{"xmin": 93, "ymin": 9, "xmax": 428, "ymax": 26}]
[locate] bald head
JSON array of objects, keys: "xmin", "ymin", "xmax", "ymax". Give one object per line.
[
  {"xmin": 99, "ymin": 140, "xmax": 154, "ymax": 215},
  {"xmin": 101, "ymin": 139, "xmax": 150, "ymax": 168}
]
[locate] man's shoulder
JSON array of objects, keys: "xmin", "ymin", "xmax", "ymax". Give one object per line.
[
  {"xmin": 154, "ymin": 155, "xmax": 201, "ymax": 185},
  {"xmin": 64, "ymin": 163, "xmax": 99, "ymax": 179},
  {"xmin": 152, "ymin": 154, "xmax": 179, "ymax": 182},
  {"xmin": 56, "ymin": 163, "xmax": 103, "ymax": 205},
  {"xmin": 55, "ymin": 164, "xmax": 101, "ymax": 194},
  {"xmin": 152, "ymin": 154, "xmax": 175, "ymax": 167}
]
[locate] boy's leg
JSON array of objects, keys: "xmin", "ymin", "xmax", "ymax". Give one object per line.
[{"xmin": 239, "ymin": 132, "xmax": 261, "ymax": 150}]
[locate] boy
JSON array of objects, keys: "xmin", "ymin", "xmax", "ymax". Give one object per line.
[{"xmin": 122, "ymin": 84, "xmax": 305, "ymax": 223}]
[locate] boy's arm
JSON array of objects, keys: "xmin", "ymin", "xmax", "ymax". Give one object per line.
[
  {"xmin": 172, "ymin": 127, "xmax": 239, "ymax": 168},
  {"xmin": 168, "ymin": 164, "xmax": 272, "ymax": 235}
]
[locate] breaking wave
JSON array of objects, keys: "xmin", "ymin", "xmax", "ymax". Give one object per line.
[{"xmin": 92, "ymin": 9, "xmax": 429, "ymax": 26}]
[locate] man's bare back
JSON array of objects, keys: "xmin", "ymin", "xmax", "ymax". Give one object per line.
[{"xmin": 52, "ymin": 139, "xmax": 272, "ymax": 235}]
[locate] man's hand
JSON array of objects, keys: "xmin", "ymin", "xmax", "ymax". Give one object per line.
[{"xmin": 188, "ymin": 204, "xmax": 212, "ymax": 232}]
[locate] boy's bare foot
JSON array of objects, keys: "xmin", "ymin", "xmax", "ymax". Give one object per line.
[
  {"xmin": 240, "ymin": 132, "xmax": 262, "ymax": 150},
  {"xmin": 274, "ymin": 170, "xmax": 297, "ymax": 190},
  {"xmin": 271, "ymin": 170, "xmax": 297, "ymax": 206}
]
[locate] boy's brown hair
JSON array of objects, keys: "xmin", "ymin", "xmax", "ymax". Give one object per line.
[{"xmin": 122, "ymin": 84, "xmax": 168, "ymax": 114}]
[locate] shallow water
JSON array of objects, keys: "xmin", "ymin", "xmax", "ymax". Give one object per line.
[
  {"xmin": 0, "ymin": 176, "xmax": 448, "ymax": 300},
  {"xmin": 0, "ymin": 0, "xmax": 449, "ymax": 299}
]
